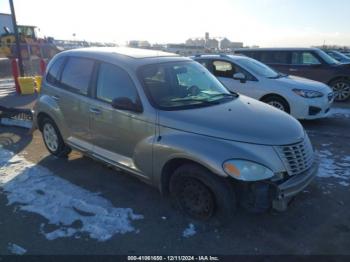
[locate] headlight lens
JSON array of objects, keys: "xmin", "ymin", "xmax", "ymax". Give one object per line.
[
  {"xmin": 293, "ymin": 89, "xmax": 324, "ymax": 98},
  {"xmin": 223, "ymin": 160, "xmax": 274, "ymax": 181}
]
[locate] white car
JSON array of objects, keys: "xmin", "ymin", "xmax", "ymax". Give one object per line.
[{"xmin": 193, "ymin": 54, "xmax": 334, "ymax": 120}]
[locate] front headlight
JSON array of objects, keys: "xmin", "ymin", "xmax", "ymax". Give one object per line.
[
  {"xmin": 223, "ymin": 160, "xmax": 274, "ymax": 181},
  {"xmin": 293, "ymin": 89, "xmax": 324, "ymax": 98}
]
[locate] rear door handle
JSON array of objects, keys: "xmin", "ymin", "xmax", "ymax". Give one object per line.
[
  {"xmin": 51, "ymin": 95, "xmax": 60, "ymax": 101},
  {"xmin": 89, "ymin": 108, "xmax": 101, "ymax": 115}
]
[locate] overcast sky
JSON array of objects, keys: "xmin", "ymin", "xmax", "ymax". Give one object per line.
[{"xmin": 1, "ymin": 0, "xmax": 349, "ymax": 47}]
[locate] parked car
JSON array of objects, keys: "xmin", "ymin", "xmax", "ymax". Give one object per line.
[
  {"xmin": 192, "ymin": 54, "xmax": 333, "ymax": 119},
  {"xmin": 34, "ymin": 47, "xmax": 318, "ymax": 221},
  {"xmin": 342, "ymin": 52, "xmax": 350, "ymax": 58},
  {"xmin": 235, "ymin": 48, "xmax": 350, "ymax": 101},
  {"xmin": 323, "ymin": 50, "xmax": 350, "ymax": 63}
]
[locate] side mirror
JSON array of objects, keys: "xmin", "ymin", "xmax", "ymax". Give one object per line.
[
  {"xmin": 233, "ymin": 72, "xmax": 246, "ymax": 83},
  {"xmin": 112, "ymin": 97, "xmax": 142, "ymax": 113}
]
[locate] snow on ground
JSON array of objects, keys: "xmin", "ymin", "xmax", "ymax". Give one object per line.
[
  {"xmin": 7, "ymin": 243, "xmax": 27, "ymax": 255},
  {"xmin": 182, "ymin": 223, "xmax": 196, "ymax": 238},
  {"xmin": 0, "ymin": 147, "xmax": 144, "ymax": 241},
  {"xmin": 317, "ymin": 143, "xmax": 350, "ymax": 186},
  {"xmin": 328, "ymin": 107, "xmax": 350, "ymax": 119}
]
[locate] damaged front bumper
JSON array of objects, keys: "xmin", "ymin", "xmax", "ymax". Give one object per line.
[{"xmin": 272, "ymin": 162, "xmax": 319, "ymax": 211}]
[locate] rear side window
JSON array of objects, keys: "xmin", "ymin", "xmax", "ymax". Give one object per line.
[
  {"xmin": 46, "ymin": 57, "xmax": 65, "ymax": 85},
  {"xmin": 291, "ymin": 52, "xmax": 321, "ymax": 65},
  {"xmin": 260, "ymin": 52, "xmax": 289, "ymax": 64},
  {"xmin": 60, "ymin": 57, "xmax": 95, "ymax": 95},
  {"xmin": 96, "ymin": 63, "xmax": 139, "ymax": 104}
]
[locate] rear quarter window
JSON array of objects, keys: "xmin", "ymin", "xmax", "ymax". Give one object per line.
[
  {"xmin": 60, "ymin": 57, "xmax": 95, "ymax": 95},
  {"xmin": 46, "ymin": 57, "xmax": 65, "ymax": 85}
]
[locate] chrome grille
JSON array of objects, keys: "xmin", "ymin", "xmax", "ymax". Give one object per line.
[{"xmin": 277, "ymin": 139, "xmax": 314, "ymax": 176}]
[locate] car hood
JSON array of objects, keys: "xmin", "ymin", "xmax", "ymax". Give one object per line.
[
  {"xmin": 274, "ymin": 75, "xmax": 332, "ymax": 93},
  {"xmin": 158, "ymin": 95, "xmax": 305, "ymax": 146}
]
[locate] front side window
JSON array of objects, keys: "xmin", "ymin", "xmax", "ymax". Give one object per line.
[
  {"xmin": 60, "ymin": 57, "xmax": 95, "ymax": 95},
  {"xmin": 96, "ymin": 63, "xmax": 139, "ymax": 104},
  {"xmin": 291, "ymin": 52, "xmax": 321, "ymax": 65},
  {"xmin": 46, "ymin": 57, "xmax": 65, "ymax": 85},
  {"xmin": 139, "ymin": 61, "xmax": 234, "ymax": 110}
]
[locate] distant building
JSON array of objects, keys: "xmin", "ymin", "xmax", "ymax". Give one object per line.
[
  {"xmin": 220, "ymin": 38, "xmax": 243, "ymax": 50},
  {"xmin": 128, "ymin": 40, "xmax": 151, "ymax": 49},
  {"xmin": 206, "ymin": 38, "xmax": 219, "ymax": 50},
  {"xmin": 185, "ymin": 33, "xmax": 242, "ymax": 51},
  {"xmin": 0, "ymin": 13, "xmax": 13, "ymax": 35},
  {"xmin": 165, "ymin": 44, "xmax": 205, "ymax": 56}
]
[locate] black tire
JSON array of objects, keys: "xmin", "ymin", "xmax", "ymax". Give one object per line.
[
  {"xmin": 40, "ymin": 117, "xmax": 71, "ymax": 157},
  {"xmin": 329, "ymin": 78, "xmax": 350, "ymax": 102},
  {"xmin": 262, "ymin": 95, "xmax": 290, "ymax": 113},
  {"xmin": 169, "ymin": 164, "xmax": 236, "ymax": 223}
]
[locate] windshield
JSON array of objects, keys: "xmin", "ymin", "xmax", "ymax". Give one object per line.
[
  {"xmin": 236, "ymin": 57, "xmax": 280, "ymax": 78},
  {"xmin": 328, "ymin": 50, "xmax": 350, "ymax": 61},
  {"xmin": 139, "ymin": 61, "xmax": 236, "ymax": 110},
  {"xmin": 316, "ymin": 49, "xmax": 340, "ymax": 65}
]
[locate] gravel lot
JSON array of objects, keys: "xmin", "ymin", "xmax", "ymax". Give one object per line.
[{"xmin": 0, "ymin": 109, "xmax": 350, "ymax": 255}]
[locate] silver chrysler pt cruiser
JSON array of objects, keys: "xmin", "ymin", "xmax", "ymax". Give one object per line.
[{"xmin": 34, "ymin": 47, "xmax": 318, "ymax": 221}]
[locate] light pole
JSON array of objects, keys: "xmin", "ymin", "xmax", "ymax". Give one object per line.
[{"xmin": 9, "ymin": 0, "xmax": 24, "ymax": 76}]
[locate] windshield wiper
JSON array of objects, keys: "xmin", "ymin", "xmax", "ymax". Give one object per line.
[
  {"xmin": 208, "ymin": 92, "xmax": 239, "ymax": 99},
  {"xmin": 171, "ymin": 98, "xmax": 221, "ymax": 105}
]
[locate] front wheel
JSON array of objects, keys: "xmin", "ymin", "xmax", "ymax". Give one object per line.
[
  {"xmin": 330, "ymin": 79, "xmax": 350, "ymax": 102},
  {"xmin": 170, "ymin": 164, "xmax": 236, "ymax": 223},
  {"xmin": 262, "ymin": 95, "xmax": 290, "ymax": 113}
]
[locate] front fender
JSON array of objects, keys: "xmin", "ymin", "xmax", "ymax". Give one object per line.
[{"xmin": 153, "ymin": 126, "xmax": 286, "ymax": 189}]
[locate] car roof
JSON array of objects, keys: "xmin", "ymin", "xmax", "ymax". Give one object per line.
[
  {"xmin": 191, "ymin": 54, "xmax": 249, "ymax": 61},
  {"xmin": 235, "ymin": 47, "xmax": 321, "ymax": 52},
  {"xmin": 55, "ymin": 47, "xmax": 190, "ymax": 69}
]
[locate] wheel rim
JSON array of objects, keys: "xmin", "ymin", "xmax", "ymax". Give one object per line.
[
  {"xmin": 332, "ymin": 81, "xmax": 350, "ymax": 101},
  {"xmin": 267, "ymin": 101, "xmax": 286, "ymax": 112},
  {"xmin": 43, "ymin": 123, "xmax": 59, "ymax": 152},
  {"xmin": 176, "ymin": 177, "xmax": 215, "ymax": 220}
]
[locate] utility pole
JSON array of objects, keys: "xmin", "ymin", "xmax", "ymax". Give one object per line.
[{"xmin": 9, "ymin": 0, "xmax": 24, "ymax": 76}]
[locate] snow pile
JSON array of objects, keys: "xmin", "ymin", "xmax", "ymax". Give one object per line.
[
  {"xmin": 317, "ymin": 145, "xmax": 350, "ymax": 186},
  {"xmin": 7, "ymin": 243, "xmax": 27, "ymax": 255},
  {"xmin": 0, "ymin": 148, "xmax": 144, "ymax": 241},
  {"xmin": 182, "ymin": 223, "xmax": 196, "ymax": 238}
]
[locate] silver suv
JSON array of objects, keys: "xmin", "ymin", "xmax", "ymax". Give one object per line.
[{"xmin": 34, "ymin": 47, "xmax": 318, "ymax": 221}]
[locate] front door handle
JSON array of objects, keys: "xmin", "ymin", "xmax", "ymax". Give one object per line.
[
  {"xmin": 89, "ymin": 108, "xmax": 101, "ymax": 115},
  {"xmin": 289, "ymin": 68, "xmax": 298, "ymax": 72}
]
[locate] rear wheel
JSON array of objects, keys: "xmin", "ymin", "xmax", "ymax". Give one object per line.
[
  {"xmin": 41, "ymin": 117, "xmax": 71, "ymax": 157},
  {"xmin": 330, "ymin": 79, "xmax": 350, "ymax": 102},
  {"xmin": 170, "ymin": 164, "xmax": 236, "ymax": 223},
  {"xmin": 262, "ymin": 95, "xmax": 290, "ymax": 113}
]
